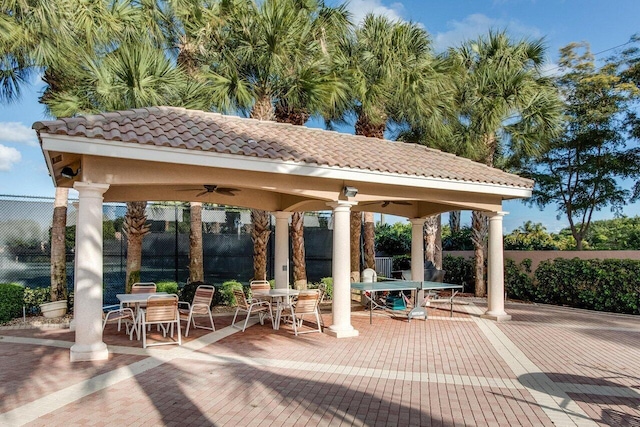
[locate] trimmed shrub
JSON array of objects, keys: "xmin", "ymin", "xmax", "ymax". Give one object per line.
[
  {"xmin": 0, "ymin": 283, "xmax": 24, "ymax": 323},
  {"xmin": 219, "ymin": 280, "xmax": 245, "ymax": 306},
  {"xmin": 23, "ymin": 286, "xmax": 50, "ymax": 314},
  {"xmin": 157, "ymin": 281, "xmax": 178, "ymax": 294},
  {"xmin": 505, "ymin": 258, "xmax": 534, "ymax": 301},
  {"xmin": 320, "ymin": 277, "xmax": 333, "ymax": 300},
  {"xmin": 534, "ymin": 258, "xmax": 640, "ymax": 314},
  {"xmin": 442, "ymin": 255, "xmax": 474, "ymax": 293}
]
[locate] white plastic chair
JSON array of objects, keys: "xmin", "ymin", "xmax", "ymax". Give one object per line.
[
  {"xmin": 280, "ymin": 290, "xmax": 322, "ymax": 336},
  {"xmin": 140, "ymin": 294, "xmax": 181, "ymax": 348},
  {"xmin": 102, "ymin": 305, "xmax": 137, "ymax": 339},
  {"xmin": 178, "ymin": 285, "xmax": 215, "ymax": 336},
  {"xmin": 231, "ymin": 288, "xmax": 273, "ymax": 332}
]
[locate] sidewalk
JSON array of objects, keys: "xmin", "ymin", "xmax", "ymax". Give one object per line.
[{"xmin": 1, "ymin": 300, "xmax": 638, "ymax": 426}]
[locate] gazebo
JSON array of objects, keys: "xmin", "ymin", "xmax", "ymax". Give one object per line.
[{"xmin": 34, "ymin": 106, "xmax": 533, "ymax": 362}]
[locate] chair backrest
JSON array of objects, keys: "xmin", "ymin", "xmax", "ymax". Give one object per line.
[
  {"xmin": 362, "ymin": 268, "xmax": 377, "ymax": 283},
  {"xmin": 193, "ymin": 285, "xmax": 215, "ymax": 307},
  {"xmin": 317, "ymin": 283, "xmax": 326, "ymax": 304},
  {"xmin": 295, "ymin": 290, "xmax": 320, "ymax": 314},
  {"xmin": 145, "ymin": 295, "xmax": 178, "ymax": 322},
  {"xmin": 250, "ymin": 280, "xmax": 271, "ymax": 292},
  {"xmin": 232, "ymin": 288, "xmax": 249, "ymax": 309},
  {"xmin": 132, "ymin": 282, "xmax": 157, "ymax": 294}
]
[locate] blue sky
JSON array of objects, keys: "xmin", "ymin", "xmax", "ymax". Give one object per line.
[{"xmin": 1, "ymin": 0, "xmax": 639, "ymax": 233}]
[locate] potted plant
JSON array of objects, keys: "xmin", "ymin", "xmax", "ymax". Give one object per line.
[{"xmin": 40, "ymin": 300, "xmax": 68, "ymax": 318}]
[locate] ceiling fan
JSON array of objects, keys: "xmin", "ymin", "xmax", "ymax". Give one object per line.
[
  {"xmin": 361, "ymin": 200, "xmax": 412, "ymax": 208},
  {"xmin": 179, "ymin": 185, "xmax": 239, "ymax": 197}
]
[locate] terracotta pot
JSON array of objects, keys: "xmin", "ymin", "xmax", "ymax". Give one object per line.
[{"xmin": 40, "ymin": 300, "xmax": 68, "ymax": 318}]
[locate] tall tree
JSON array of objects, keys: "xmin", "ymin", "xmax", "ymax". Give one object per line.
[
  {"xmin": 525, "ymin": 42, "xmax": 640, "ymax": 250},
  {"xmin": 124, "ymin": 201, "xmax": 150, "ymax": 292},
  {"xmin": 199, "ymin": 0, "xmax": 350, "ymax": 281},
  {"xmin": 50, "ymin": 187, "xmax": 69, "ymax": 302},
  {"xmin": 442, "ymin": 30, "xmax": 562, "ymax": 296},
  {"xmin": 189, "ymin": 202, "xmax": 204, "ymax": 283},
  {"xmin": 338, "ymin": 14, "xmax": 446, "ymax": 278}
]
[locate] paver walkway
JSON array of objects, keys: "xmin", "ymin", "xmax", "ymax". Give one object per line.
[{"xmin": 0, "ymin": 300, "xmax": 638, "ymax": 426}]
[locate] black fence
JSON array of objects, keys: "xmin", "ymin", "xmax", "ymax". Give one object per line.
[{"xmin": 0, "ymin": 195, "xmax": 334, "ymax": 304}]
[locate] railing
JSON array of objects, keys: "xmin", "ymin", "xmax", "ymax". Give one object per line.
[{"xmin": 374, "ymin": 257, "xmax": 393, "ymax": 278}]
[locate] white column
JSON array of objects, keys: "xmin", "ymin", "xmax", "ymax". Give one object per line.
[
  {"xmin": 70, "ymin": 182, "xmax": 110, "ymax": 362},
  {"xmin": 482, "ymin": 211, "xmax": 511, "ymax": 321},
  {"xmin": 410, "ymin": 218, "xmax": 426, "ymax": 306},
  {"xmin": 274, "ymin": 211, "xmax": 292, "ymax": 289},
  {"xmin": 410, "ymin": 218, "xmax": 425, "ymax": 282},
  {"xmin": 325, "ymin": 201, "xmax": 359, "ymax": 338}
]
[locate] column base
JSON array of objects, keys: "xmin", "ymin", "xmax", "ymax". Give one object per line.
[
  {"xmin": 325, "ymin": 326, "xmax": 359, "ymax": 338},
  {"xmin": 481, "ymin": 312, "xmax": 512, "ymax": 322},
  {"xmin": 70, "ymin": 342, "xmax": 109, "ymax": 362}
]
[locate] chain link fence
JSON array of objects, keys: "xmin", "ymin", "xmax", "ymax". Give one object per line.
[{"xmin": 0, "ymin": 195, "xmax": 334, "ymax": 304}]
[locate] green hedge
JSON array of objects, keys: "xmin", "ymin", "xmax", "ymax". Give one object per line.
[
  {"xmin": 533, "ymin": 258, "xmax": 640, "ymax": 314},
  {"xmin": 446, "ymin": 255, "xmax": 640, "ymax": 314},
  {"xmin": 0, "ymin": 283, "xmax": 24, "ymax": 323}
]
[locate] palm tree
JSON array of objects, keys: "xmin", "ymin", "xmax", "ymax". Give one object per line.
[
  {"xmin": 50, "ymin": 188, "xmax": 69, "ymax": 302},
  {"xmin": 197, "ymin": 0, "xmax": 351, "ymax": 282},
  {"xmin": 336, "ymin": 14, "xmax": 446, "ymax": 278},
  {"xmin": 189, "ymin": 202, "xmax": 205, "ymax": 283},
  {"xmin": 443, "ymin": 30, "xmax": 562, "ymax": 296}
]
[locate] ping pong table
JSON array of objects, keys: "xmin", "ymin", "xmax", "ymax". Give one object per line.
[{"xmin": 351, "ymin": 280, "xmax": 464, "ymax": 324}]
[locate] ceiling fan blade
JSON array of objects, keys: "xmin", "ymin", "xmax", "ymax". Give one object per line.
[
  {"xmin": 216, "ymin": 188, "xmax": 238, "ymax": 196},
  {"xmin": 195, "ymin": 189, "xmax": 208, "ymax": 197},
  {"xmin": 393, "ymin": 201, "xmax": 412, "ymax": 205}
]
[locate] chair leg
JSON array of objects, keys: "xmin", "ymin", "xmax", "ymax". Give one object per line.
[
  {"xmin": 242, "ymin": 309, "xmax": 251, "ymax": 331},
  {"xmin": 231, "ymin": 308, "xmax": 241, "ymax": 329},
  {"xmin": 208, "ymin": 310, "xmax": 215, "ymax": 332},
  {"xmin": 176, "ymin": 319, "xmax": 182, "ymax": 346},
  {"xmin": 185, "ymin": 313, "xmax": 192, "ymax": 337},
  {"xmin": 315, "ymin": 312, "xmax": 322, "ymax": 333},
  {"xmin": 292, "ymin": 313, "xmax": 298, "ymax": 336},
  {"xmin": 142, "ymin": 321, "xmax": 147, "ymax": 348}
]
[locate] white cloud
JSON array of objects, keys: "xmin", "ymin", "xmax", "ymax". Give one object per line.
[
  {"xmin": 0, "ymin": 122, "xmax": 38, "ymax": 146},
  {"xmin": 345, "ymin": 0, "xmax": 406, "ymax": 26},
  {"xmin": 0, "ymin": 144, "xmax": 22, "ymax": 171},
  {"xmin": 433, "ymin": 13, "xmax": 544, "ymax": 52}
]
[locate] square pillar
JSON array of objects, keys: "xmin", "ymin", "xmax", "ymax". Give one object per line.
[
  {"xmin": 70, "ymin": 182, "xmax": 110, "ymax": 362},
  {"xmin": 274, "ymin": 211, "xmax": 292, "ymax": 289},
  {"xmin": 325, "ymin": 201, "xmax": 359, "ymax": 338},
  {"xmin": 482, "ymin": 211, "xmax": 511, "ymax": 322}
]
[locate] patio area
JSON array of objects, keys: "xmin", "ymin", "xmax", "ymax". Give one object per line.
[{"xmin": 1, "ymin": 300, "xmax": 638, "ymax": 426}]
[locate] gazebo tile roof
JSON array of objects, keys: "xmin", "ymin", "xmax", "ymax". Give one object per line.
[{"xmin": 33, "ymin": 106, "xmax": 534, "ymax": 189}]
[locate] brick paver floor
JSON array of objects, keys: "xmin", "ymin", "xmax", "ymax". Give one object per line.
[{"xmin": 0, "ymin": 300, "xmax": 638, "ymax": 426}]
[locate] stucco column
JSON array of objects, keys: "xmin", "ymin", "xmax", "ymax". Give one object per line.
[
  {"xmin": 482, "ymin": 211, "xmax": 511, "ymax": 322},
  {"xmin": 325, "ymin": 201, "xmax": 359, "ymax": 338},
  {"xmin": 274, "ymin": 211, "xmax": 292, "ymax": 289},
  {"xmin": 70, "ymin": 182, "xmax": 110, "ymax": 362},
  {"xmin": 410, "ymin": 218, "xmax": 426, "ymax": 307},
  {"xmin": 410, "ymin": 218, "xmax": 425, "ymax": 282}
]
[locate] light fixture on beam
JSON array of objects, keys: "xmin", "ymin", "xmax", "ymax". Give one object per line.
[
  {"xmin": 61, "ymin": 166, "xmax": 80, "ymax": 179},
  {"xmin": 342, "ymin": 186, "xmax": 358, "ymax": 197}
]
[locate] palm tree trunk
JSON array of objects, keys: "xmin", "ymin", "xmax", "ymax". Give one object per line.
[
  {"xmin": 449, "ymin": 210, "xmax": 461, "ymax": 233},
  {"xmin": 50, "ymin": 187, "xmax": 68, "ymax": 302},
  {"xmin": 354, "ymin": 113, "xmax": 386, "ymax": 277},
  {"xmin": 363, "ymin": 211, "xmax": 375, "ymax": 269},
  {"xmin": 291, "ymin": 212, "xmax": 307, "ymax": 289},
  {"xmin": 251, "ymin": 209, "xmax": 271, "ymax": 281},
  {"xmin": 424, "ymin": 215, "xmax": 438, "ymax": 265},
  {"xmin": 435, "ymin": 215, "xmax": 442, "ymax": 269},
  {"xmin": 189, "ymin": 202, "xmax": 204, "ymax": 283},
  {"xmin": 350, "ymin": 211, "xmax": 362, "ymax": 281},
  {"xmin": 471, "ymin": 211, "xmax": 488, "ymax": 297},
  {"xmin": 124, "ymin": 201, "xmax": 150, "ymax": 293}
]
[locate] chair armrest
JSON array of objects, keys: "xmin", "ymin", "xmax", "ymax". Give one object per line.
[
  {"xmin": 178, "ymin": 301, "xmax": 191, "ymax": 309},
  {"xmin": 103, "ymin": 304, "xmax": 121, "ymax": 311}
]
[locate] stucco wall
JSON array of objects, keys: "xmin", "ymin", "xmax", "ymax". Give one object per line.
[{"xmin": 445, "ymin": 250, "xmax": 640, "ymax": 272}]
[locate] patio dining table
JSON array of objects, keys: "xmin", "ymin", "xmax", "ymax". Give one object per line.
[
  {"xmin": 252, "ymin": 289, "xmax": 300, "ymax": 330},
  {"xmin": 115, "ymin": 292, "xmax": 168, "ymax": 338}
]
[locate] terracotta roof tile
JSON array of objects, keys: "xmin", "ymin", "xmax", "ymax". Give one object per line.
[{"xmin": 33, "ymin": 106, "xmax": 533, "ymax": 189}]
